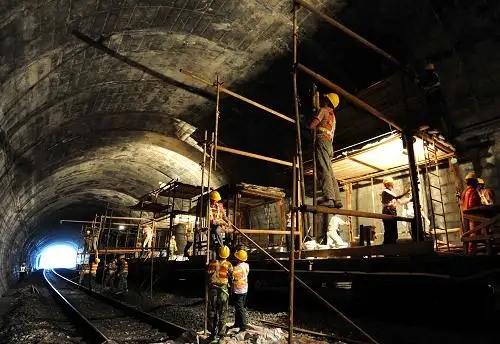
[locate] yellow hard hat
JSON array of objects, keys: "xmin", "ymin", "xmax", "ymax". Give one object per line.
[
  {"xmin": 234, "ymin": 249, "xmax": 248, "ymax": 262},
  {"xmin": 218, "ymin": 245, "xmax": 230, "ymax": 259},
  {"xmin": 477, "ymin": 178, "xmax": 485, "ymax": 185},
  {"xmin": 119, "ymin": 255, "xmax": 125, "ymax": 259},
  {"xmin": 383, "ymin": 177, "xmax": 394, "ymax": 186},
  {"xmin": 425, "ymin": 63, "xmax": 435, "ymax": 70},
  {"xmin": 465, "ymin": 172, "xmax": 477, "ymax": 181},
  {"xmin": 325, "ymin": 93, "xmax": 340, "ymax": 108},
  {"xmin": 210, "ymin": 190, "xmax": 221, "ymax": 201},
  {"xmin": 95, "ymin": 258, "xmax": 100, "ymax": 263}
]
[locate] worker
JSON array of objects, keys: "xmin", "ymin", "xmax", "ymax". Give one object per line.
[
  {"xmin": 104, "ymin": 258, "xmax": 117, "ymax": 290},
  {"xmin": 169, "ymin": 234, "xmax": 177, "ymax": 259},
  {"xmin": 90, "ymin": 257, "xmax": 100, "ymax": 291},
  {"xmin": 231, "ymin": 249, "xmax": 249, "ymax": 332},
  {"xmin": 309, "ymin": 92, "xmax": 342, "ymax": 209},
  {"xmin": 380, "ymin": 177, "xmax": 410, "ymax": 244},
  {"xmin": 209, "ymin": 191, "xmax": 232, "ymax": 260},
  {"xmin": 404, "ymin": 199, "xmax": 431, "ymax": 238},
  {"xmin": 79, "ymin": 260, "xmax": 91, "ymax": 286},
  {"xmin": 184, "ymin": 224, "xmax": 194, "ymax": 258},
  {"xmin": 477, "ymin": 178, "xmax": 496, "ymax": 205},
  {"xmin": 142, "ymin": 224, "xmax": 154, "ymax": 249},
  {"xmin": 326, "ymin": 215, "xmax": 348, "ymax": 248},
  {"xmin": 461, "ymin": 173, "xmax": 482, "ymax": 254},
  {"xmin": 416, "ymin": 63, "xmax": 455, "ymax": 140},
  {"xmin": 19, "ymin": 262, "xmax": 27, "ymax": 282},
  {"xmin": 207, "ymin": 245, "xmax": 233, "ymax": 342},
  {"xmin": 116, "ymin": 255, "xmax": 128, "ymax": 294},
  {"xmin": 84, "ymin": 228, "xmax": 92, "ymax": 253}
]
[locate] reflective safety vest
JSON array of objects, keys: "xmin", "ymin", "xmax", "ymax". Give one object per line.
[
  {"xmin": 317, "ymin": 107, "xmax": 336, "ymax": 141},
  {"xmin": 232, "ymin": 262, "xmax": 249, "ymax": 294},
  {"xmin": 119, "ymin": 260, "xmax": 128, "ymax": 274},
  {"xmin": 91, "ymin": 262, "xmax": 98, "ymax": 275},
  {"xmin": 208, "ymin": 259, "xmax": 233, "ymax": 287},
  {"xmin": 210, "ymin": 203, "xmax": 224, "ymax": 225},
  {"xmin": 20, "ymin": 265, "xmax": 26, "ymax": 273},
  {"xmin": 82, "ymin": 264, "xmax": 90, "ymax": 274}
]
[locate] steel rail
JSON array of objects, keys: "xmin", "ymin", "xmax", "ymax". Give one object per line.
[
  {"xmin": 43, "ymin": 269, "xmax": 109, "ymax": 344},
  {"xmin": 44, "ymin": 269, "xmax": 190, "ymax": 342}
]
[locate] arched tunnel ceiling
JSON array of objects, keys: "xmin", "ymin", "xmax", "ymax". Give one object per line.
[{"xmin": 0, "ymin": 0, "xmax": 499, "ymax": 290}]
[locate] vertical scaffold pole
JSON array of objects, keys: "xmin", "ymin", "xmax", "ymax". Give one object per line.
[
  {"xmin": 312, "ymin": 133, "xmax": 317, "ymax": 239},
  {"xmin": 289, "ymin": 155, "xmax": 297, "ymax": 344},
  {"xmin": 197, "ymin": 131, "xmax": 208, "ymax": 253},
  {"xmin": 214, "ymin": 75, "xmax": 220, "ymax": 170},
  {"xmin": 204, "ymin": 132, "xmax": 215, "ymax": 335},
  {"xmin": 404, "ymin": 132, "xmax": 424, "ymax": 243},
  {"xmin": 292, "ymin": 3, "xmax": 307, "ymax": 216}
]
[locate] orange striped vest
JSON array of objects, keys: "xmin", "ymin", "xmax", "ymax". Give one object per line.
[
  {"xmin": 208, "ymin": 259, "xmax": 233, "ymax": 286},
  {"xmin": 232, "ymin": 262, "xmax": 249, "ymax": 294}
]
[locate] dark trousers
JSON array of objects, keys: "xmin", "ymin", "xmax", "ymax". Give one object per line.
[
  {"xmin": 315, "ymin": 136, "xmax": 341, "ymax": 201},
  {"xmin": 233, "ymin": 293, "xmax": 247, "ymax": 330},
  {"xmin": 184, "ymin": 241, "xmax": 193, "ymax": 257},
  {"xmin": 382, "ymin": 219, "xmax": 398, "ymax": 244},
  {"xmin": 19, "ymin": 272, "xmax": 26, "ymax": 282}
]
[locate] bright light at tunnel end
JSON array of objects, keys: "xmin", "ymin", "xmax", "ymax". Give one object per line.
[{"xmin": 38, "ymin": 244, "xmax": 78, "ymax": 269}]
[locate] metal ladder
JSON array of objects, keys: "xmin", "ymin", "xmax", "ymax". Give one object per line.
[{"xmin": 423, "ymin": 139, "xmax": 450, "ymax": 251}]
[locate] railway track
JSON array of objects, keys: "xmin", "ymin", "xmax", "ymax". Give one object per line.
[{"xmin": 43, "ymin": 269, "xmax": 192, "ymax": 344}]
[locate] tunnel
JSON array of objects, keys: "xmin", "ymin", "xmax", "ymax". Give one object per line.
[{"xmin": 0, "ymin": 3, "xmax": 500, "ymax": 343}]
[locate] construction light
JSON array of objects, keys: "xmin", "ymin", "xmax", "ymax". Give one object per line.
[
  {"xmin": 119, "ymin": 225, "xmax": 125, "ymax": 230},
  {"xmin": 450, "ymin": 157, "xmax": 458, "ymax": 165}
]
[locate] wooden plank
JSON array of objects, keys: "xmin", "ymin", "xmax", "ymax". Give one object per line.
[
  {"xmin": 461, "ymin": 234, "xmax": 500, "ymax": 242},
  {"xmin": 301, "ymin": 205, "xmax": 413, "ymax": 222},
  {"xmin": 301, "ymin": 242, "xmax": 435, "ymax": 258},
  {"xmin": 239, "ymin": 229, "xmax": 300, "ymax": 235}
]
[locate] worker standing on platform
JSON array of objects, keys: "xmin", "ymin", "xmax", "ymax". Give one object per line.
[
  {"xmin": 207, "ymin": 245, "xmax": 233, "ymax": 342},
  {"xmin": 104, "ymin": 258, "xmax": 117, "ymax": 290},
  {"xmin": 416, "ymin": 63, "xmax": 455, "ymax": 140},
  {"xmin": 89, "ymin": 226, "xmax": 99, "ymax": 254},
  {"xmin": 116, "ymin": 255, "xmax": 128, "ymax": 294},
  {"xmin": 90, "ymin": 257, "xmax": 99, "ymax": 291},
  {"xmin": 477, "ymin": 178, "xmax": 496, "ymax": 205},
  {"xmin": 84, "ymin": 228, "xmax": 92, "ymax": 253},
  {"xmin": 209, "ymin": 191, "xmax": 231, "ymax": 260},
  {"xmin": 142, "ymin": 224, "xmax": 154, "ymax": 249},
  {"xmin": 309, "ymin": 92, "xmax": 343, "ymax": 209},
  {"xmin": 231, "ymin": 249, "xmax": 249, "ymax": 332},
  {"xmin": 380, "ymin": 177, "xmax": 410, "ymax": 244},
  {"xmin": 461, "ymin": 173, "xmax": 482, "ymax": 254}
]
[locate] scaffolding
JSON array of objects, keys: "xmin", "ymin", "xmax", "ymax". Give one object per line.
[
  {"xmin": 179, "ymin": 1, "xmax": 465, "ymax": 343},
  {"xmin": 66, "ymin": 1, "xmax": 466, "ymax": 341}
]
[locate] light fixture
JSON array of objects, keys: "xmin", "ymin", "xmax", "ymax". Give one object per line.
[{"xmin": 119, "ymin": 225, "xmax": 125, "ymax": 230}]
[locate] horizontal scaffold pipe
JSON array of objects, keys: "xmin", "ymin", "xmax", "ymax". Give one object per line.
[
  {"xmin": 180, "ymin": 69, "xmax": 295, "ymax": 124},
  {"xmin": 301, "ymin": 205, "xmax": 413, "ymax": 222},
  {"xmin": 295, "ymin": 0, "xmax": 401, "ymax": 67},
  {"xmin": 216, "ymin": 145, "xmax": 294, "ymax": 167},
  {"xmin": 296, "ymin": 63, "xmax": 402, "ymax": 130}
]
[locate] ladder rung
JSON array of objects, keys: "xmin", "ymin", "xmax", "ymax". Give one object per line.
[
  {"xmin": 429, "ymin": 185, "xmax": 441, "ymax": 190},
  {"xmin": 431, "ymin": 198, "xmax": 444, "ymax": 202}
]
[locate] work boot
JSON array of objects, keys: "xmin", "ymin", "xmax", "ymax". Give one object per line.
[{"xmin": 319, "ymin": 200, "xmax": 343, "ymax": 208}]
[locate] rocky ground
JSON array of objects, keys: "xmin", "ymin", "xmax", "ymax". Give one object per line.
[
  {"xmin": 1, "ymin": 270, "xmax": 498, "ymax": 344},
  {"xmin": 0, "ymin": 273, "xmax": 82, "ymax": 344}
]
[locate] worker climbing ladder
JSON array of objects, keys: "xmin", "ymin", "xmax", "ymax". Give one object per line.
[{"xmin": 423, "ymin": 138, "xmax": 450, "ymax": 251}]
